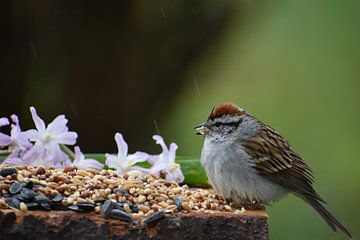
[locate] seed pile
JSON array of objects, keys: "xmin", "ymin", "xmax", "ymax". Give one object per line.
[{"xmin": 0, "ymin": 166, "xmax": 244, "ymax": 222}]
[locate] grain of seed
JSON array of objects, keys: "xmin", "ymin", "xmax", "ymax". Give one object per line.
[
  {"xmin": 182, "ymin": 202, "xmax": 191, "ymax": 211},
  {"xmin": 20, "ymin": 202, "xmax": 27, "ymax": 212},
  {"xmin": 139, "ymin": 205, "xmax": 150, "ymax": 213},
  {"xmin": 124, "ymin": 203, "xmax": 132, "ymax": 213},
  {"xmin": 224, "ymin": 205, "xmax": 232, "ymax": 211},
  {"xmin": 171, "ymin": 187, "xmax": 182, "ymax": 194},
  {"xmin": 95, "ymin": 206, "xmax": 101, "ymax": 213},
  {"xmin": 132, "ymin": 212, "xmax": 145, "ymax": 220},
  {"xmin": 158, "ymin": 201, "xmax": 168, "ymax": 208},
  {"xmin": 137, "ymin": 195, "xmax": 146, "ymax": 203}
]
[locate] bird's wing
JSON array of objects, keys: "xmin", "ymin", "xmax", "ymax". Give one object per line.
[{"xmin": 242, "ymin": 124, "xmax": 325, "ymax": 203}]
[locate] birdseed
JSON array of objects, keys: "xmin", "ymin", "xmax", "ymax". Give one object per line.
[{"xmin": 0, "ymin": 165, "xmax": 245, "ymax": 220}]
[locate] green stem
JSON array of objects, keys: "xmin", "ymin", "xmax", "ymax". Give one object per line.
[
  {"xmin": 0, "ymin": 149, "xmax": 12, "ymax": 156},
  {"xmin": 60, "ymin": 144, "xmax": 75, "ymax": 160}
]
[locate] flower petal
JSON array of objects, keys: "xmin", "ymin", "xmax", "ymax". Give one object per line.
[
  {"xmin": 11, "ymin": 128, "xmax": 36, "ymax": 150},
  {"xmin": 23, "ymin": 143, "xmax": 43, "ymax": 165},
  {"xmin": 127, "ymin": 151, "xmax": 148, "ymax": 164},
  {"xmin": 131, "ymin": 165, "xmax": 151, "ymax": 174},
  {"xmin": 168, "ymin": 143, "xmax": 178, "ymax": 164},
  {"xmin": 147, "ymin": 155, "xmax": 158, "ymax": 165},
  {"xmin": 152, "ymin": 135, "xmax": 169, "ymax": 157},
  {"xmin": 73, "ymin": 149, "xmax": 104, "ymax": 169},
  {"xmin": 165, "ymin": 168, "xmax": 184, "ymax": 183},
  {"xmin": 0, "ymin": 117, "xmax": 9, "ymax": 127},
  {"xmin": 0, "ymin": 133, "xmax": 11, "ymax": 146},
  {"xmin": 63, "ymin": 156, "xmax": 73, "ymax": 167},
  {"xmin": 10, "ymin": 114, "xmax": 19, "ymax": 125},
  {"xmin": 53, "ymin": 131, "xmax": 78, "ymax": 145},
  {"xmin": 149, "ymin": 158, "xmax": 168, "ymax": 175},
  {"xmin": 30, "ymin": 106, "xmax": 46, "ymax": 133},
  {"xmin": 10, "ymin": 123, "xmax": 20, "ymax": 138},
  {"xmin": 46, "ymin": 145, "xmax": 68, "ymax": 167},
  {"xmin": 105, "ymin": 153, "xmax": 120, "ymax": 169},
  {"xmin": 4, "ymin": 157, "xmax": 25, "ymax": 165},
  {"xmin": 22, "ymin": 129, "xmax": 37, "ymax": 141},
  {"xmin": 73, "ymin": 146, "xmax": 84, "ymax": 162},
  {"xmin": 76, "ymin": 159, "xmax": 104, "ymax": 169},
  {"xmin": 73, "ymin": 146, "xmax": 103, "ymax": 169},
  {"xmin": 115, "ymin": 133, "xmax": 128, "ymax": 161},
  {"xmin": 9, "ymin": 127, "xmax": 33, "ymax": 150},
  {"xmin": 47, "ymin": 115, "xmax": 68, "ymax": 135}
]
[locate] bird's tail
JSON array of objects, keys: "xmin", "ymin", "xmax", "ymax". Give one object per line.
[{"xmin": 303, "ymin": 196, "xmax": 352, "ymax": 238}]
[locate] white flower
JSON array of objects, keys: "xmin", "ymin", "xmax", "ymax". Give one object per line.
[
  {"xmin": 0, "ymin": 117, "xmax": 9, "ymax": 128},
  {"xmin": 0, "ymin": 117, "xmax": 11, "ymax": 146},
  {"xmin": 23, "ymin": 106, "xmax": 78, "ymax": 167},
  {"xmin": 148, "ymin": 135, "xmax": 184, "ymax": 183},
  {"xmin": 73, "ymin": 146, "xmax": 104, "ymax": 169},
  {"xmin": 105, "ymin": 133, "xmax": 148, "ymax": 174},
  {"xmin": 1, "ymin": 115, "xmax": 34, "ymax": 165},
  {"xmin": 28, "ymin": 107, "xmax": 77, "ymax": 146}
]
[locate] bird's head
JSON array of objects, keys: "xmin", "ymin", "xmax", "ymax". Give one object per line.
[{"xmin": 194, "ymin": 103, "xmax": 260, "ymax": 142}]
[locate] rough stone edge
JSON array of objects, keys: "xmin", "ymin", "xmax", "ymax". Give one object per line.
[{"xmin": 0, "ymin": 210, "xmax": 268, "ymax": 240}]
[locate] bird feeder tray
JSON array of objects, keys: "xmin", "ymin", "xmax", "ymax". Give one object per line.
[{"xmin": 0, "ymin": 209, "xmax": 268, "ymax": 240}]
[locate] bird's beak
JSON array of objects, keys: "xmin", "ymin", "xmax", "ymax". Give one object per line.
[{"xmin": 194, "ymin": 122, "xmax": 209, "ymax": 135}]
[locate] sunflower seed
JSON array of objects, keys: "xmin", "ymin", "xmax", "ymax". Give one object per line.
[
  {"xmin": 0, "ymin": 168, "xmax": 17, "ymax": 177},
  {"xmin": 109, "ymin": 209, "xmax": 133, "ymax": 222},
  {"xmin": 143, "ymin": 210, "xmax": 165, "ymax": 225},
  {"xmin": 101, "ymin": 200, "xmax": 116, "ymax": 217},
  {"xmin": 40, "ymin": 203, "xmax": 52, "ymax": 211},
  {"xmin": 20, "ymin": 188, "xmax": 36, "ymax": 199},
  {"xmin": 132, "ymin": 204, "xmax": 139, "ymax": 213},
  {"xmin": 5, "ymin": 197, "xmax": 20, "ymax": 209},
  {"xmin": 174, "ymin": 196, "xmax": 182, "ymax": 210},
  {"xmin": 114, "ymin": 188, "xmax": 128, "ymax": 195},
  {"xmin": 9, "ymin": 182, "xmax": 23, "ymax": 195},
  {"xmin": 34, "ymin": 192, "xmax": 49, "ymax": 203},
  {"xmin": 68, "ymin": 205, "xmax": 82, "ymax": 212},
  {"xmin": 12, "ymin": 193, "xmax": 26, "ymax": 202},
  {"xmin": 75, "ymin": 203, "xmax": 95, "ymax": 212},
  {"xmin": 51, "ymin": 194, "xmax": 63, "ymax": 203},
  {"xmin": 24, "ymin": 181, "xmax": 33, "ymax": 189},
  {"xmin": 25, "ymin": 202, "xmax": 39, "ymax": 210}
]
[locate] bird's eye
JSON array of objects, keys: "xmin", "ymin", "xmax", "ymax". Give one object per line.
[{"xmin": 215, "ymin": 122, "xmax": 221, "ymax": 127}]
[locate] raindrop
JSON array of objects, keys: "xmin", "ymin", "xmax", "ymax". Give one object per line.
[
  {"xmin": 160, "ymin": 6, "xmax": 167, "ymax": 19},
  {"xmin": 29, "ymin": 41, "xmax": 38, "ymax": 58},
  {"xmin": 153, "ymin": 119, "xmax": 160, "ymax": 135},
  {"xmin": 193, "ymin": 78, "xmax": 201, "ymax": 95}
]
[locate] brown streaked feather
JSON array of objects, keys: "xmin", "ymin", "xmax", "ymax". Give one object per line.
[
  {"xmin": 208, "ymin": 103, "xmax": 245, "ymax": 120},
  {"xmin": 242, "ymin": 124, "xmax": 324, "ymax": 202}
]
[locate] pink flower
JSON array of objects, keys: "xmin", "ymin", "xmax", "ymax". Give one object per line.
[
  {"xmin": 148, "ymin": 135, "xmax": 184, "ymax": 183},
  {"xmin": 73, "ymin": 146, "xmax": 104, "ymax": 169},
  {"xmin": 105, "ymin": 133, "xmax": 148, "ymax": 174}
]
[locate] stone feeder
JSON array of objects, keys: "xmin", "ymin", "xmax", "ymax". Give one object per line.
[{"xmin": 0, "ymin": 166, "xmax": 268, "ymax": 239}]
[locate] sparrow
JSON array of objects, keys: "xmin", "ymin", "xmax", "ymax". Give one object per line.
[{"xmin": 194, "ymin": 102, "xmax": 352, "ymax": 238}]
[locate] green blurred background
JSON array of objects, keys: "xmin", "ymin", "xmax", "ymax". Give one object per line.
[{"xmin": 1, "ymin": 0, "xmax": 359, "ymax": 239}]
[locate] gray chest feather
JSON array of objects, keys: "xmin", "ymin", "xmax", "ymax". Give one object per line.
[{"xmin": 201, "ymin": 139, "xmax": 287, "ymax": 203}]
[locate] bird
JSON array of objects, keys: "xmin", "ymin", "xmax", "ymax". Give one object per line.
[{"xmin": 194, "ymin": 102, "xmax": 352, "ymax": 238}]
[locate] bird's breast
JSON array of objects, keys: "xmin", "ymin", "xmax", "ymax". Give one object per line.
[{"xmin": 201, "ymin": 139, "xmax": 287, "ymax": 203}]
